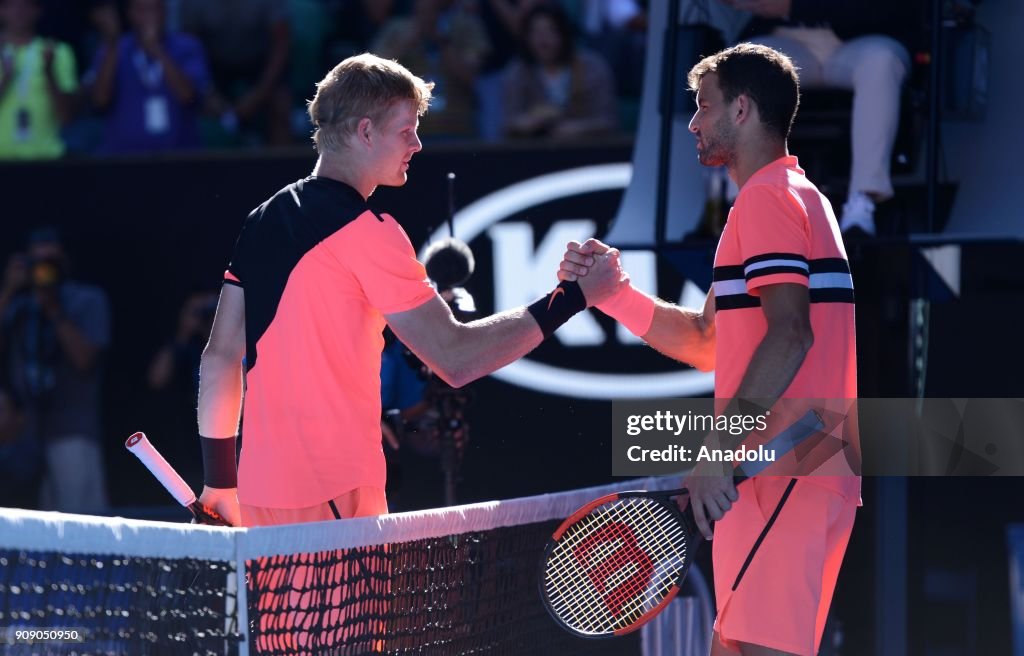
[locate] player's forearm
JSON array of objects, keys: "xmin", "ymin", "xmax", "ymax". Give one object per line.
[
  {"xmin": 431, "ymin": 308, "xmax": 543, "ymax": 388},
  {"xmin": 598, "ymin": 284, "xmax": 715, "ymax": 371},
  {"xmin": 732, "ymin": 325, "xmax": 812, "ymax": 402},
  {"xmin": 641, "ymin": 301, "xmax": 716, "ymax": 371},
  {"xmin": 196, "ymin": 351, "xmax": 244, "ymax": 437}
]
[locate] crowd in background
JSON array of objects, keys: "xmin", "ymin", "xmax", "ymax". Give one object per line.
[
  {"xmin": 0, "ymin": 0, "xmax": 934, "ymax": 514},
  {"xmin": 0, "ymin": 0, "xmax": 651, "ymax": 158}
]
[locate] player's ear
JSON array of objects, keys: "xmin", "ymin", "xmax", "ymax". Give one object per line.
[
  {"xmin": 733, "ymin": 93, "xmax": 757, "ymax": 127},
  {"xmin": 734, "ymin": 94, "xmax": 751, "ymax": 124},
  {"xmin": 356, "ymin": 117, "xmax": 373, "ymax": 146}
]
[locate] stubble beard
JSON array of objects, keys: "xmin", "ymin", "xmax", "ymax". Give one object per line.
[{"xmin": 698, "ymin": 117, "xmax": 737, "ymax": 169}]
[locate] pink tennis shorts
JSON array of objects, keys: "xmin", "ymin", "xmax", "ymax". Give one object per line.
[
  {"xmin": 712, "ymin": 477, "xmax": 857, "ymax": 655},
  {"xmin": 240, "ymin": 486, "xmax": 388, "ymax": 527}
]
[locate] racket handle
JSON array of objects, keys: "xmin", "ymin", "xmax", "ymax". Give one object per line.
[
  {"xmin": 733, "ymin": 409, "xmax": 825, "ymax": 485},
  {"xmin": 125, "ymin": 432, "xmax": 197, "ymax": 507},
  {"xmin": 188, "ymin": 500, "xmax": 232, "ymax": 527}
]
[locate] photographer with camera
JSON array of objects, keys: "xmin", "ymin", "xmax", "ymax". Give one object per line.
[
  {"xmin": 0, "ymin": 227, "xmax": 111, "ymax": 512},
  {"xmin": 147, "ymin": 290, "xmax": 218, "ymax": 393}
]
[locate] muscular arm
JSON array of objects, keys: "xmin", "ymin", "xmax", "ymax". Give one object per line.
[
  {"xmin": 196, "ymin": 284, "xmax": 245, "ymax": 438},
  {"xmin": 679, "ymin": 283, "xmax": 812, "ymax": 539},
  {"xmin": 195, "ymin": 285, "xmax": 245, "ymax": 526},
  {"xmin": 385, "ymin": 294, "xmax": 543, "ymax": 389},
  {"xmin": 638, "ymin": 291, "xmax": 716, "ymax": 372},
  {"xmin": 732, "ymin": 282, "xmax": 813, "ymax": 401},
  {"xmin": 559, "ymin": 239, "xmax": 716, "ymax": 370},
  {"xmin": 387, "ymin": 248, "xmax": 622, "ymax": 387}
]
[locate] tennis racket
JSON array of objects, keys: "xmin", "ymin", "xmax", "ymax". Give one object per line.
[
  {"xmin": 125, "ymin": 431, "xmax": 232, "ymax": 526},
  {"xmin": 539, "ymin": 409, "xmax": 824, "ymax": 638}
]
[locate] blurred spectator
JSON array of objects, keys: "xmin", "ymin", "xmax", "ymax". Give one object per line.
[
  {"xmin": 576, "ymin": 0, "xmax": 646, "ymax": 97},
  {"xmin": 0, "ymin": 0, "xmax": 77, "ymax": 159},
  {"xmin": 86, "ymin": 0, "xmax": 210, "ymax": 154},
  {"xmin": 146, "ymin": 290, "xmax": 216, "ymax": 394},
  {"xmin": 502, "ymin": 3, "xmax": 617, "ymax": 139},
  {"xmin": 0, "ymin": 228, "xmax": 111, "ymax": 513},
  {"xmin": 476, "ymin": 0, "xmax": 541, "ymax": 140},
  {"xmin": 141, "ymin": 289, "xmax": 216, "ymax": 492},
  {"xmin": 35, "ymin": 0, "xmax": 99, "ymax": 67},
  {"xmin": 728, "ymin": 0, "xmax": 923, "ymax": 235},
  {"xmin": 0, "ymin": 343, "xmax": 33, "ymax": 509},
  {"xmin": 179, "ymin": 0, "xmax": 291, "ymax": 146},
  {"xmin": 373, "ymin": 0, "xmax": 490, "ymax": 138}
]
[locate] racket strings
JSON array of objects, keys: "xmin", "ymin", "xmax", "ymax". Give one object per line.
[
  {"xmin": 544, "ymin": 497, "xmax": 691, "ymax": 634},
  {"xmin": 546, "ymin": 499, "xmax": 685, "ymax": 632}
]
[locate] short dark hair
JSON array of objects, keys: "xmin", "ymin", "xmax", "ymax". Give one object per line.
[{"xmin": 688, "ymin": 43, "xmax": 800, "ymax": 141}]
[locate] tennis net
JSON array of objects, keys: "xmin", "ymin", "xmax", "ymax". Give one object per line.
[{"xmin": 0, "ymin": 478, "xmax": 678, "ymax": 655}]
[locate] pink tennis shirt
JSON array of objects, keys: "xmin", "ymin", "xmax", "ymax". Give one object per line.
[
  {"xmin": 712, "ymin": 156, "xmax": 859, "ymax": 500},
  {"xmin": 224, "ymin": 177, "xmax": 435, "ymax": 508}
]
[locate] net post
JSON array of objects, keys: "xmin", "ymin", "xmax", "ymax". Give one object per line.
[{"xmin": 233, "ymin": 533, "xmax": 250, "ymax": 656}]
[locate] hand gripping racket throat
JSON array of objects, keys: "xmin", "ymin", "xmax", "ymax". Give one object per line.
[
  {"xmin": 539, "ymin": 409, "xmax": 825, "ymax": 638},
  {"xmin": 125, "ymin": 432, "xmax": 232, "ymax": 526}
]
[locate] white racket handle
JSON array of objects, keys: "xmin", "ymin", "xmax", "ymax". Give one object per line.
[{"xmin": 125, "ymin": 432, "xmax": 197, "ymax": 507}]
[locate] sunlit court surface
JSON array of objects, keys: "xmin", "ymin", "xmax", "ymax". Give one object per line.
[{"xmin": 1, "ymin": 0, "xmax": 1024, "ymax": 654}]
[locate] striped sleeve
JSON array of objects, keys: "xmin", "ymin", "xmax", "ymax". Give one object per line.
[{"xmin": 734, "ymin": 184, "xmax": 811, "ymax": 293}]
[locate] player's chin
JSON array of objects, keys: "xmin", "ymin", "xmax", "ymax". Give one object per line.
[{"xmin": 698, "ymin": 152, "xmax": 723, "ymax": 167}]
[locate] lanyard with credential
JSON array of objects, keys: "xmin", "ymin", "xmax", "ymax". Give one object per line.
[
  {"xmin": 132, "ymin": 45, "xmax": 172, "ymax": 134},
  {"xmin": 132, "ymin": 47, "xmax": 164, "ymax": 90}
]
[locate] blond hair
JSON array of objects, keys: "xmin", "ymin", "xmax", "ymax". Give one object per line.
[{"xmin": 307, "ymin": 53, "xmax": 433, "ymax": 153}]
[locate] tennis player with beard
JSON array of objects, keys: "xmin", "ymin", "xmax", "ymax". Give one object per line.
[{"xmin": 561, "ymin": 44, "xmax": 859, "ymax": 656}]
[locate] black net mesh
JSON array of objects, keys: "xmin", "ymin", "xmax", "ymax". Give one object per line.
[
  {"xmin": 246, "ymin": 520, "xmax": 639, "ymax": 656},
  {"xmin": 0, "ymin": 484, "xmax": 661, "ymax": 656},
  {"xmin": 0, "ymin": 549, "xmax": 242, "ymax": 655}
]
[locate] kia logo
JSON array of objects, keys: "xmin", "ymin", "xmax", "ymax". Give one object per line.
[{"xmin": 422, "ymin": 164, "xmax": 714, "ymax": 400}]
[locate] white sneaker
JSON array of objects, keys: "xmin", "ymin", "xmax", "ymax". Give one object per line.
[{"xmin": 840, "ymin": 192, "xmax": 876, "ymax": 236}]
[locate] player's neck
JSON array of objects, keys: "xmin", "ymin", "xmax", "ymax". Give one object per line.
[
  {"xmin": 731, "ymin": 141, "xmax": 788, "ymax": 189},
  {"xmin": 312, "ymin": 155, "xmax": 375, "ymax": 200}
]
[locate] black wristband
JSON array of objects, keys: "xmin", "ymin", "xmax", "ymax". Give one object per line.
[
  {"xmin": 527, "ymin": 280, "xmax": 587, "ymax": 339},
  {"xmin": 200, "ymin": 434, "xmax": 238, "ymax": 489}
]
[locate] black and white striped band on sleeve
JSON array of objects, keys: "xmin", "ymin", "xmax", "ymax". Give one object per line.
[
  {"xmin": 743, "ymin": 252, "xmax": 810, "ymax": 282},
  {"xmin": 713, "ymin": 257, "xmax": 854, "ymax": 311},
  {"xmin": 807, "ymin": 257, "xmax": 855, "ymax": 304}
]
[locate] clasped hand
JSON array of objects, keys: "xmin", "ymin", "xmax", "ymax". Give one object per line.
[{"xmin": 556, "ymin": 238, "xmax": 628, "ymax": 306}]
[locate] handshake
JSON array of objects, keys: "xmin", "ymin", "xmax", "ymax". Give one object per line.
[
  {"xmin": 557, "ymin": 238, "xmax": 627, "ymax": 307},
  {"xmin": 558, "ymin": 238, "xmax": 660, "ymax": 342}
]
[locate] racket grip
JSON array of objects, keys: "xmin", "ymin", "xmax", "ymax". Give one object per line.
[
  {"xmin": 188, "ymin": 501, "xmax": 232, "ymax": 527},
  {"xmin": 733, "ymin": 409, "xmax": 825, "ymax": 484},
  {"xmin": 125, "ymin": 432, "xmax": 197, "ymax": 507}
]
